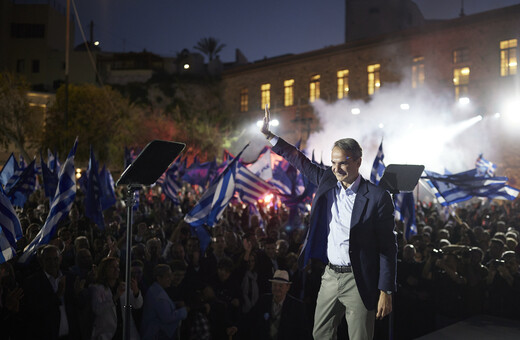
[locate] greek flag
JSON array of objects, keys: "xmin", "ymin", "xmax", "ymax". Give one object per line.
[
  {"xmin": 41, "ymin": 153, "xmax": 58, "ymax": 199},
  {"xmin": 247, "ymin": 146, "xmax": 272, "ymax": 181},
  {"xmin": 184, "ymin": 154, "xmax": 244, "ymax": 227},
  {"xmin": 0, "ymin": 188, "xmax": 23, "ymax": 263},
  {"xmin": 7, "ymin": 159, "xmax": 37, "ymax": 208},
  {"xmin": 370, "ymin": 140, "xmax": 385, "ymax": 185},
  {"xmin": 47, "ymin": 149, "xmax": 60, "ymax": 174},
  {"xmin": 19, "ymin": 138, "xmax": 78, "ymax": 264},
  {"xmin": 162, "ymin": 157, "xmax": 183, "ymax": 205},
  {"xmin": 184, "ymin": 144, "xmax": 248, "ymax": 251},
  {"xmin": 99, "ymin": 165, "xmax": 116, "ymax": 210},
  {"xmin": 0, "ymin": 153, "xmax": 17, "ymax": 188},
  {"xmin": 236, "ymin": 163, "xmax": 275, "ymax": 205},
  {"xmin": 475, "ymin": 154, "xmax": 496, "ymax": 177},
  {"xmin": 84, "ymin": 147, "xmax": 105, "ymax": 229},
  {"xmin": 395, "ymin": 192, "xmax": 417, "ymax": 240},
  {"xmin": 423, "ymin": 169, "xmax": 514, "ymax": 206}
]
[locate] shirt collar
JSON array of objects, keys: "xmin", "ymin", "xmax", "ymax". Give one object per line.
[{"xmin": 336, "ymin": 175, "xmax": 361, "ymax": 194}]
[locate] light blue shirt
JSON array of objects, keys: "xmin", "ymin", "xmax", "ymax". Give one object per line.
[{"xmin": 327, "ymin": 175, "xmax": 360, "ymax": 266}]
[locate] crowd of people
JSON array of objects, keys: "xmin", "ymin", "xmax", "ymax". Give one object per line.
[{"xmin": 0, "ymin": 183, "xmax": 519, "ymax": 340}]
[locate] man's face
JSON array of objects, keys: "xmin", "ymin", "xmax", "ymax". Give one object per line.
[
  {"xmin": 331, "ymin": 146, "xmax": 361, "ymax": 185},
  {"xmin": 186, "ymin": 239, "xmax": 199, "ymax": 254},
  {"xmin": 158, "ymin": 269, "xmax": 173, "ymax": 288},
  {"xmin": 106, "ymin": 260, "xmax": 120, "ymax": 281},
  {"xmin": 42, "ymin": 248, "xmax": 61, "ymax": 277},
  {"xmin": 171, "ymin": 270, "xmax": 186, "ymax": 287},
  {"xmin": 264, "ymin": 243, "xmax": 277, "ymax": 259},
  {"xmin": 271, "ymin": 281, "xmax": 290, "ymax": 302}
]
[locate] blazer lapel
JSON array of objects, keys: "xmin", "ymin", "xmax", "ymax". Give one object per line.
[
  {"xmin": 316, "ymin": 169, "xmax": 337, "ymax": 197},
  {"xmin": 351, "ymin": 177, "xmax": 368, "ymax": 228}
]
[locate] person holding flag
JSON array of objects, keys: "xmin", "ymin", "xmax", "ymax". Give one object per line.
[{"xmin": 261, "ymin": 106, "xmax": 397, "ymax": 340}]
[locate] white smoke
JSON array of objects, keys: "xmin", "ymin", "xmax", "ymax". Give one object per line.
[{"xmin": 306, "ymin": 79, "xmax": 496, "ymax": 179}]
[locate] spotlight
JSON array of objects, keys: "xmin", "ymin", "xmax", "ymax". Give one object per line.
[
  {"xmin": 256, "ymin": 119, "xmax": 279, "ymax": 127},
  {"xmin": 94, "ymin": 41, "xmax": 100, "ymax": 46},
  {"xmin": 502, "ymin": 99, "xmax": 520, "ymax": 125},
  {"xmin": 351, "ymin": 108, "xmax": 360, "ymax": 115},
  {"xmin": 263, "ymin": 193, "xmax": 274, "ymax": 204},
  {"xmin": 183, "ymin": 63, "xmax": 190, "ymax": 69},
  {"xmin": 458, "ymin": 97, "xmax": 470, "ymax": 105}
]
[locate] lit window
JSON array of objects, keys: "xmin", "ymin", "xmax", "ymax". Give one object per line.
[
  {"xmin": 453, "ymin": 48, "xmax": 469, "ymax": 64},
  {"xmin": 500, "ymin": 39, "xmax": 517, "ymax": 77},
  {"xmin": 284, "ymin": 79, "xmax": 294, "ymax": 107},
  {"xmin": 261, "ymin": 83, "xmax": 271, "ymax": 109},
  {"xmin": 412, "ymin": 57, "xmax": 424, "ymax": 88},
  {"xmin": 337, "ymin": 69, "xmax": 349, "ymax": 99},
  {"xmin": 240, "ymin": 88, "xmax": 248, "ymax": 112},
  {"xmin": 367, "ymin": 64, "xmax": 380, "ymax": 95},
  {"xmin": 309, "ymin": 75, "xmax": 320, "ymax": 103},
  {"xmin": 453, "ymin": 67, "xmax": 470, "ymax": 101}
]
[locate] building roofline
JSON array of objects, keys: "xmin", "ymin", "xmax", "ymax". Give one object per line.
[{"xmin": 223, "ymin": 3, "xmax": 520, "ymax": 77}]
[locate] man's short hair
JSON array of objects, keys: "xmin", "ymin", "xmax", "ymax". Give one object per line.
[
  {"xmin": 217, "ymin": 257, "xmax": 234, "ymax": 272},
  {"xmin": 333, "ymin": 138, "xmax": 362, "ymax": 160},
  {"xmin": 153, "ymin": 264, "xmax": 171, "ymax": 280}
]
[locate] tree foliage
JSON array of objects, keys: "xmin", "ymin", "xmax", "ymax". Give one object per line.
[
  {"xmin": 194, "ymin": 37, "xmax": 226, "ymax": 61},
  {"xmin": 43, "ymin": 84, "xmax": 146, "ymax": 166},
  {"xmin": 0, "ymin": 72, "xmax": 41, "ymax": 159}
]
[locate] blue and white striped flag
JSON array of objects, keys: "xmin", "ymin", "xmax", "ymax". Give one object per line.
[
  {"xmin": 236, "ymin": 163, "xmax": 276, "ymax": 205},
  {"xmin": 7, "ymin": 159, "xmax": 37, "ymax": 208},
  {"xmin": 19, "ymin": 138, "xmax": 78, "ymax": 264},
  {"xmin": 41, "ymin": 153, "xmax": 59, "ymax": 199},
  {"xmin": 47, "ymin": 149, "xmax": 60, "ymax": 174},
  {"xmin": 395, "ymin": 192, "xmax": 417, "ymax": 240},
  {"xmin": 85, "ymin": 147, "xmax": 105, "ymax": 229},
  {"xmin": 0, "ymin": 153, "xmax": 18, "ymax": 188},
  {"xmin": 162, "ymin": 157, "xmax": 183, "ymax": 205},
  {"xmin": 184, "ymin": 158, "xmax": 241, "ymax": 227},
  {"xmin": 475, "ymin": 154, "xmax": 496, "ymax": 178},
  {"xmin": 423, "ymin": 169, "xmax": 512, "ymax": 206},
  {"xmin": 0, "ymin": 188, "xmax": 23, "ymax": 263},
  {"xmin": 370, "ymin": 140, "xmax": 385, "ymax": 185},
  {"xmin": 99, "ymin": 165, "xmax": 116, "ymax": 211},
  {"xmin": 184, "ymin": 144, "xmax": 248, "ymax": 252}
]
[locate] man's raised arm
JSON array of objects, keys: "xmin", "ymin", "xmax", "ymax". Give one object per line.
[{"xmin": 261, "ymin": 105, "xmax": 276, "ymax": 141}]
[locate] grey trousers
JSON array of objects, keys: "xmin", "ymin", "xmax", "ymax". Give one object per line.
[{"xmin": 313, "ymin": 265, "xmax": 375, "ymax": 340}]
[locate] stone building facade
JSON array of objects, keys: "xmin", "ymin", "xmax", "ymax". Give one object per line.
[{"xmin": 221, "ymin": 4, "xmax": 520, "ymax": 181}]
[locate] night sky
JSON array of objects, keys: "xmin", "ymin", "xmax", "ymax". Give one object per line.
[{"xmin": 73, "ymin": 0, "xmax": 520, "ymax": 62}]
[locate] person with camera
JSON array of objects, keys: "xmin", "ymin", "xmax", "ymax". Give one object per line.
[
  {"xmin": 423, "ymin": 247, "xmax": 467, "ymax": 329},
  {"xmin": 486, "ymin": 251, "xmax": 520, "ymax": 319}
]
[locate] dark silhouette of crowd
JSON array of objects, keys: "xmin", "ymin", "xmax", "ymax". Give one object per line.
[{"xmin": 0, "ymin": 185, "xmax": 519, "ymax": 339}]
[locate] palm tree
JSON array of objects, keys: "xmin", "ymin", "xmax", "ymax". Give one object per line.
[{"xmin": 194, "ymin": 37, "xmax": 226, "ymax": 61}]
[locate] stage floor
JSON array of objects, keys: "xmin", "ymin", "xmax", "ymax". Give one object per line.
[{"xmin": 415, "ymin": 315, "xmax": 520, "ymax": 340}]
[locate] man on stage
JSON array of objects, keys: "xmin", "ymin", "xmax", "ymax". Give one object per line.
[{"xmin": 261, "ymin": 107, "xmax": 397, "ymax": 340}]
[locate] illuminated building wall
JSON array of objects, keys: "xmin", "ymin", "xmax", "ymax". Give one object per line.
[{"xmin": 222, "ymin": 5, "xmax": 520, "ymax": 147}]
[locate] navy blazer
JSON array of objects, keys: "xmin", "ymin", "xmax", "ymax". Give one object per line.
[{"xmin": 272, "ymin": 138, "xmax": 397, "ymax": 310}]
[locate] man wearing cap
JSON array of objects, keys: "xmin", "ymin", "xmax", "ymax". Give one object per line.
[
  {"xmin": 261, "ymin": 108, "xmax": 397, "ymax": 340},
  {"xmin": 241, "ymin": 270, "xmax": 309, "ymax": 340}
]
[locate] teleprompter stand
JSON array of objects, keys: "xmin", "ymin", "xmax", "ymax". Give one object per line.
[
  {"xmin": 116, "ymin": 140, "xmax": 185, "ymax": 340},
  {"xmin": 378, "ymin": 164, "xmax": 424, "ymax": 340}
]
